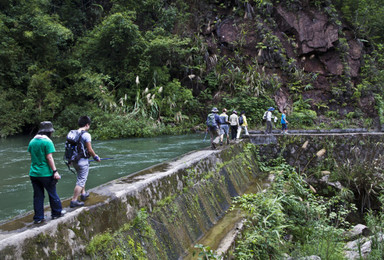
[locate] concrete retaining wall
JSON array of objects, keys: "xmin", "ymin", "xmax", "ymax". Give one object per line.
[
  {"xmin": 251, "ymin": 133, "xmax": 384, "ymax": 173},
  {"xmin": 0, "ymin": 142, "xmax": 264, "ymax": 259}
]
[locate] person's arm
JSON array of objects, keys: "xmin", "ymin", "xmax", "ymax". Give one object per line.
[
  {"xmin": 46, "ymin": 153, "xmax": 61, "ymax": 180},
  {"xmin": 85, "ymin": 142, "xmax": 101, "ymax": 162}
]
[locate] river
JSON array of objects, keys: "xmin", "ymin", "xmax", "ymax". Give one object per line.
[{"xmin": 0, "ymin": 133, "xmax": 208, "ymax": 222}]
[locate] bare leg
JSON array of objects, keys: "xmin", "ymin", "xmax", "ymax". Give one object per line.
[{"xmin": 72, "ymin": 185, "xmax": 83, "ymax": 201}]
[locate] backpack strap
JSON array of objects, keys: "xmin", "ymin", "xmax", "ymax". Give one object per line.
[{"xmin": 64, "ymin": 161, "xmax": 77, "ymax": 175}]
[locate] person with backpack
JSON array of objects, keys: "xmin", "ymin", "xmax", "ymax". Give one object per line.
[
  {"xmin": 28, "ymin": 121, "xmax": 65, "ymax": 224},
  {"xmin": 229, "ymin": 110, "xmax": 239, "ymax": 140},
  {"xmin": 237, "ymin": 111, "xmax": 250, "ymax": 139},
  {"xmin": 264, "ymin": 107, "xmax": 277, "ymax": 134},
  {"xmin": 69, "ymin": 116, "xmax": 100, "ymax": 208},
  {"xmin": 219, "ymin": 108, "xmax": 230, "ymax": 145},
  {"xmin": 206, "ymin": 107, "xmax": 221, "ymax": 149}
]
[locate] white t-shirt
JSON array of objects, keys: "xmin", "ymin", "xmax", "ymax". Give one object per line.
[{"xmin": 229, "ymin": 114, "xmax": 239, "ymax": 126}]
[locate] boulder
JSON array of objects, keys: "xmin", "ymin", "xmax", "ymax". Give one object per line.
[
  {"xmin": 345, "ymin": 224, "xmax": 371, "ymax": 240},
  {"xmin": 275, "ymin": 5, "xmax": 338, "ymax": 54}
]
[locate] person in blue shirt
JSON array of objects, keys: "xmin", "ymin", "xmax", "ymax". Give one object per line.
[
  {"xmin": 281, "ymin": 109, "xmax": 289, "ymax": 134},
  {"xmin": 219, "ymin": 108, "xmax": 230, "ymax": 145}
]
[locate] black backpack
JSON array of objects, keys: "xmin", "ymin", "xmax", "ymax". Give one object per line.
[{"xmin": 64, "ymin": 130, "xmax": 88, "ymax": 165}]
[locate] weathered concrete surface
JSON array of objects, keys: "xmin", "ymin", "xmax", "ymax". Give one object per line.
[{"xmin": 0, "ymin": 143, "xmax": 263, "ymax": 259}]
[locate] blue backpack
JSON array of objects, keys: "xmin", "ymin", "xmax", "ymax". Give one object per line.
[
  {"xmin": 239, "ymin": 116, "xmax": 244, "ymax": 125},
  {"xmin": 206, "ymin": 113, "xmax": 217, "ymax": 127}
]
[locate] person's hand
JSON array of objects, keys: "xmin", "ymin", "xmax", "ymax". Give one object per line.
[
  {"xmin": 93, "ymin": 155, "xmax": 101, "ymax": 162},
  {"xmin": 53, "ymin": 172, "xmax": 61, "ymax": 180}
]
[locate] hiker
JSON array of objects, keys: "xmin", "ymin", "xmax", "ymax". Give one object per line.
[
  {"xmin": 28, "ymin": 121, "xmax": 65, "ymax": 224},
  {"xmin": 281, "ymin": 108, "xmax": 289, "ymax": 134},
  {"xmin": 206, "ymin": 107, "xmax": 221, "ymax": 149},
  {"xmin": 70, "ymin": 116, "xmax": 100, "ymax": 208},
  {"xmin": 237, "ymin": 111, "xmax": 250, "ymax": 139},
  {"xmin": 219, "ymin": 108, "xmax": 230, "ymax": 145},
  {"xmin": 229, "ymin": 110, "xmax": 239, "ymax": 140},
  {"xmin": 264, "ymin": 107, "xmax": 277, "ymax": 134}
]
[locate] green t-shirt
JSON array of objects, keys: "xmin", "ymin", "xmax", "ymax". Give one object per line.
[{"xmin": 28, "ymin": 136, "xmax": 56, "ymax": 177}]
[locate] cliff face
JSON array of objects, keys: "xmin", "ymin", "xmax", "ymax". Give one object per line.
[{"xmin": 197, "ymin": 1, "xmax": 374, "ymax": 119}]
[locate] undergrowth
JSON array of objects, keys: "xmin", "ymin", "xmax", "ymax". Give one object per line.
[{"xmin": 230, "ymin": 158, "xmax": 355, "ymax": 259}]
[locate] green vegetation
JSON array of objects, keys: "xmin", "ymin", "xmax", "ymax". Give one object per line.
[
  {"xmin": 365, "ymin": 194, "xmax": 384, "ymax": 259},
  {"xmin": 86, "ymin": 209, "xmax": 152, "ymax": 259},
  {"xmin": 1, "ymin": 0, "xmax": 384, "ymax": 138},
  {"xmin": 229, "ymin": 159, "xmax": 353, "ymax": 259}
]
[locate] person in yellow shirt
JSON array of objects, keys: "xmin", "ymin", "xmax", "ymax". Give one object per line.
[{"xmin": 237, "ymin": 111, "xmax": 250, "ymax": 138}]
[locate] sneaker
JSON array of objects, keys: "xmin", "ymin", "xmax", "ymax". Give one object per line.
[
  {"xmin": 70, "ymin": 200, "xmax": 85, "ymax": 208},
  {"xmin": 80, "ymin": 192, "xmax": 90, "ymax": 201},
  {"xmin": 34, "ymin": 218, "xmax": 45, "ymax": 224},
  {"xmin": 220, "ymin": 141, "xmax": 223, "ymax": 146},
  {"xmin": 52, "ymin": 210, "xmax": 66, "ymax": 219}
]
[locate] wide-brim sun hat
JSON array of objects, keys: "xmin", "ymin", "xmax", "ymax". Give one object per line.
[
  {"xmin": 37, "ymin": 121, "xmax": 55, "ymax": 133},
  {"xmin": 211, "ymin": 107, "xmax": 219, "ymax": 112}
]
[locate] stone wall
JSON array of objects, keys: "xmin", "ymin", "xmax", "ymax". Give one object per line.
[{"xmin": 251, "ymin": 133, "xmax": 384, "ymax": 174}]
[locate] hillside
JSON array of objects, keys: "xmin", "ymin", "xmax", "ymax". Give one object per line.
[{"xmin": 0, "ymin": 0, "xmax": 383, "ymax": 138}]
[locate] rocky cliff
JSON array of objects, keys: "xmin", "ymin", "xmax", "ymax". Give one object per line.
[{"xmin": 192, "ymin": 1, "xmax": 376, "ymax": 123}]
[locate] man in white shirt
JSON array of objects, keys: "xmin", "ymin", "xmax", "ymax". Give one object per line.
[
  {"xmin": 265, "ymin": 107, "xmax": 277, "ymax": 134},
  {"xmin": 229, "ymin": 110, "xmax": 239, "ymax": 140}
]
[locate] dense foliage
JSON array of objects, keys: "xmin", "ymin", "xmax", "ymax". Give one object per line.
[
  {"xmin": 230, "ymin": 158, "xmax": 354, "ymax": 259},
  {"xmin": 1, "ymin": 0, "xmax": 384, "ymax": 138}
]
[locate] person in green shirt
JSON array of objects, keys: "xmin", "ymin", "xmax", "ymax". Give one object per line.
[{"xmin": 28, "ymin": 121, "xmax": 64, "ymax": 224}]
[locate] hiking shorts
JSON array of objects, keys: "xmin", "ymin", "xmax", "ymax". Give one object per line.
[
  {"xmin": 220, "ymin": 124, "xmax": 229, "ymax": 135},
  {"xmin": 73, "ymin": 158, "xmax": 89, "ymax": 188}
]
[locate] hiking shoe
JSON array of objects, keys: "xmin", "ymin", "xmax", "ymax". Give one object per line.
[
  {"xmin": 70, "ymin": 200, "xmax": 84, "ymax": 208},
  {"xmin": 220, "ymin": 141, "xmax": 223, "ymax": 146},
  {"xmin": 80, "ymin": 192, "xmax": 90, "ymax": 201},
  {"xmin": 52, "ymin": 210, "xmax": 66, "ymax": 219},
  {"xmin": 34, "ymin": 218, "xmax": 45, "ymax": 224}
]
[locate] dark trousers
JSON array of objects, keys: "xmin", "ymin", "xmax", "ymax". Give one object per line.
[
  {"xmin": 231, "ymin": 126, "xmax": 238, "ymax": 139},
  {"xmin": 266, "ymin": 121, "xmax": 272, "ymax": 134},
  {"xmin": 30, "ymin": 176, "xmax": 62, "ymax": 221}
]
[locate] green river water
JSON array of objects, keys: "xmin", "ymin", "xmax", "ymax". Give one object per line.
[{"xmin": 0, "ymin": 133, "xmax": 208, "ymax": 222}]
